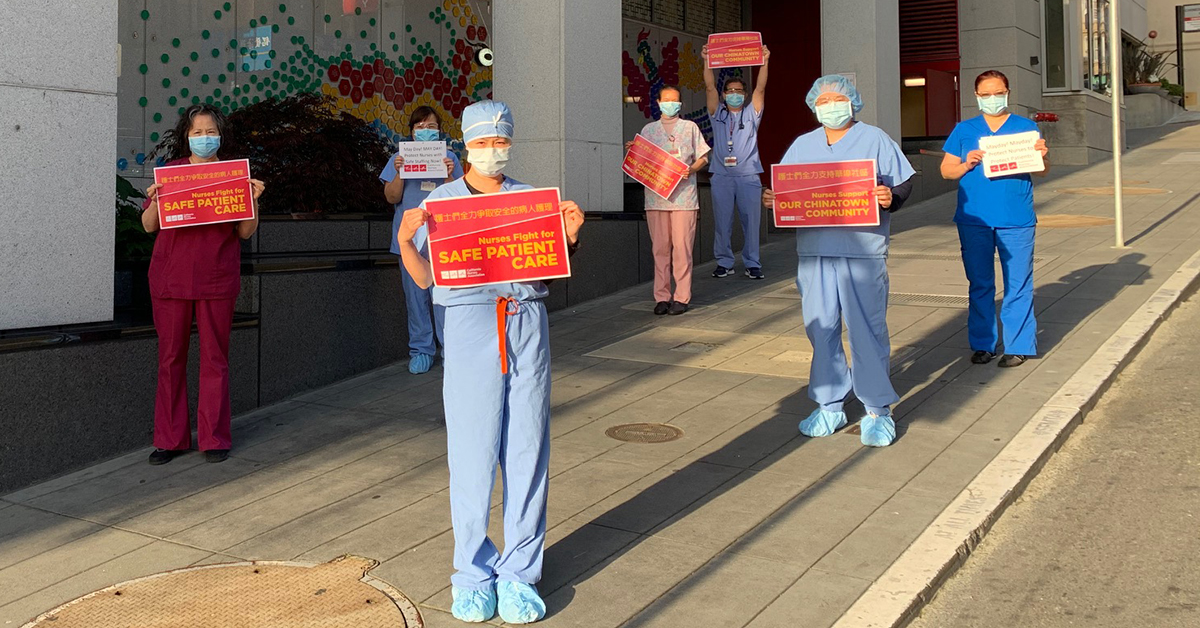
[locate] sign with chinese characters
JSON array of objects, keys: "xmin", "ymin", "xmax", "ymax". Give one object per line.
[
  {"xmin": 771, "ymin": 160, "xmax": 879, "ymax": 228},
  {"xmin": 622, "ymin": 134, "xmax": 691, "ymax": 201},
  {"xmin": 706, "ymin": 31, "xmax": 765, "ymax": 69},
  {"xmin": 979, "ymin": 131, "xmax": 1044, "ymax": 178},
  {"xmin": 1185, "ymin": 4, "xmax": 1200, "ymax": 32},
  {"xmin": 154, "ymin": 159, "xmax": 256, "ymax": 229},
  {"xmin": 424, "ymin": 188, "xmax": 571, "ymax": 288}
]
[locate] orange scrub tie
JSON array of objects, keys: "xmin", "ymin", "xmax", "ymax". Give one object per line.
[{"xmin": 495, "ymin": 297, "xmax": 520, "ymax": 374}]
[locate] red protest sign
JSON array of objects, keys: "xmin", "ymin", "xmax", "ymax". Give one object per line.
[
  {"xmin": 425, "ymin": 188, "xmax": 571, "ymax": 288},
  {"xmin": 622, "ymin": 134, "xmax": 691, "ymax": 201},
  {"xmin": 772, "ymin": 160, "xmax": 879, "ymax": 228},
  {"xmin": 706, "ymin": 31, "xmax": 764, "ymax": 69},
  {"xmin": 154, "ymin": 159, "xmax": 255, "ymax": 229}
]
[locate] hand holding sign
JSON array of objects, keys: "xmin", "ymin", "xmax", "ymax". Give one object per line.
[
  {"xmin": 706, "ymin": 32, "xmax": 765, "ymax": 69},
  {"xmin": 153, "ymin": 159, "xmax": 256, "ymax": 230},
  {"xmin": 979, "ymin": 131, "xmax": 1044, "ymax": 178},
  {"xmin": 771, "ymin": 160, "xmax": 880, "ymax": 228},
  {"xmin": 396, "ymin": 141, "xmax": 450, "ymax": 179}
]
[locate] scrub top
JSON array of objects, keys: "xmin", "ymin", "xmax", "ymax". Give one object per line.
[
  {"xmin": 380, "ymin": 145, "xmax": 464, "ymax": 254},
  {"xmin": 708, "ymin": 103, "xmax": 764, "ymax": 176},
  {"xmin": 942, "ymin": 114, "xmax": 1039, "ymax": 228},
  {"xmin": 638, "ymin": 118, "xmax": 711, "ymax": 211},
  {"xmin": 146, "ymin": 157, "xmax": 242, "ymax": 300},
  {"xmin": 414, "ymin": 176, "xmax": 549, "ymax": 307},
  {"xmin": 780, "ymin": 123, "xmax": 916, "ymax": 259}
]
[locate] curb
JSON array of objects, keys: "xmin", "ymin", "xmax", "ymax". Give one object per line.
[{"xmin": 832, "ymin": 248, "xmax": 1200, "ymax": 628}]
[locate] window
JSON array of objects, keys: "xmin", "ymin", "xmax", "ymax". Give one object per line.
[
  {"xmin": 1081, "ymin": 0, "xmax": 1112, "ymax": 94},
  {"xmin": 1044, "ymin": 0, "xmax": 1068, "ymax": 89}
]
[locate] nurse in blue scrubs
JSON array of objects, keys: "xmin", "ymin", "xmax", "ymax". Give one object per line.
[
  {"xmin": 762, "ymin": 75, "xmax": 916, "ymax": 447},
  {"xmin": 940, "ymin": 70, "xmax": 1050, "ymax": 368},
  {"xmin": 381, "ymin": 106, "xmax": 464, "ymax": 374},
  {"xmin": 396, "ymin": 101, "xmax": 584, "ymax": 625}
]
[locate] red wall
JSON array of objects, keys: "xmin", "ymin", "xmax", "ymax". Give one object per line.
[{"xmin": 751, "ymin": 0, "xmax": 823, "ymax": 180}]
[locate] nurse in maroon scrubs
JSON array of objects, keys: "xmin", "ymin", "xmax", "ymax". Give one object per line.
[{"xmin": 141, "ymin": 104, "xmax": 265, "ymax": 465}]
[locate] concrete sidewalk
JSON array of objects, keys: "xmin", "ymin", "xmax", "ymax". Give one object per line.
[{"xmin": 3, "ymin": 122, "xmax": 1200, "ymax": 628}]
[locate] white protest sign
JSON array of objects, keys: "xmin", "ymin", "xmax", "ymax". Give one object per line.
[
  {"xmin": 396, "ymin": 141, "xmax": 449, "ymax": 179},
  {"xmin": 979, "ymin": 131, "xmax": 1044, "ymax": 178}
]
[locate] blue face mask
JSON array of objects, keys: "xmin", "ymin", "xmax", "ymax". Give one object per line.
[
  {"xmin": 977, "ymin": 94, "xmax": 1009, "ymax": 115},
  {"xmin": 815, "ymin": 100, "xmax": 853, "ymax": 129},
  {"xmin": 413, "ymin": 128, "xmax": 440, "ymax": 142},
  {"xmin": 188, "ymin": 135, "xmax": 221, "ymax": 158},
  {"xmin": 659, "ymin": 101, "xmax": 682, "ymax": 118},
  {"xmin": 724, "ymin": 93, "xmax": 746, "ymax": 109}
]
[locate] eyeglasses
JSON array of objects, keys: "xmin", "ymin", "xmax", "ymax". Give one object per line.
[
  {"xmin": 724, "ymin": 88, "xmax": 746, "ymax": 94},
  {"xmin": 975, "ymin": 91, "xmax": 1009, "ymax": 98}
]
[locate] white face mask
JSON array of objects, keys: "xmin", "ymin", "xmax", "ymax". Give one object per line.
[{"xmin": 467, "ymin": 146, "xmax": 510, "ymax": 176}]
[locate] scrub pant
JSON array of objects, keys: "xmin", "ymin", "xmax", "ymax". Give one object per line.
[
  {"xmin": 646, "ymin": 209, "xmax": 697, "ymax": 304},
  {"xmin": 151, "ymin": 296, "xmax": 236, "ymax": 451},
  {"xmin": 797, "ymin": 256, "xmax": 898, "ymax": 416},
  {"xmin": 443, "ymin": 299, "xmax": 551, "ymax": 590},
  {"xmin": 399, "ymin": 258, "xmax": 445, "ymax": 357},
  {"xmin": 711, "ymin": 173, "xmax": 763, "ymax": 270},
  {"xmin": 957, "ymin": 224, "xmax": 1038, "ymax": 356}
]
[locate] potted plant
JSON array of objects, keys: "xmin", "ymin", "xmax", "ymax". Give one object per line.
[{"xmin": 1124, "ymin": 39, "xmax": 1176, "ymax": 95}]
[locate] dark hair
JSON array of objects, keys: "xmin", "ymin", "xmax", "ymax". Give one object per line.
[
  {"xmin": 155, "ymin": 104, "xmax": 228, "ymax": 161},
  {"xmin": 657, "ymin": 84, "xmax": 682, "ymax": 100},
  {"xmin": 974, "ymin": 70, "xmax": 1009, "ymax": 91},
  {"xmin": 722, "ymin": 77, "xmax": 747, "ymax": 93},
  {"xmin": 408, "ymin": 106, "xmax": 441, "ymax": 135}
]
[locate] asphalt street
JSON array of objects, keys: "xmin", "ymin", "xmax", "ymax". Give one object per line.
[{"xmin": 910, "ymin": 294, "xmax": 1200, "ymax": 628}]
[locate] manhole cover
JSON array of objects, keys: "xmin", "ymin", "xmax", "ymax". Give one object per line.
[
  {"xmin": 1037, "ymin": 214, "xmax": 1116, "ymax": 228},
  {"xmin": 671, "ymin": 341, "xmax": 720, "ymax": 354},
  {"xmin": 1056, "ymin": 186, "xmax": 1169, "ymax": 195},
  {"xmin": 606, "ymin": 422, "xmax": 684, "ymax": 443},
  {"xmin": 22, "ymin": 556, "xmax": 422, "ymax": 628}
]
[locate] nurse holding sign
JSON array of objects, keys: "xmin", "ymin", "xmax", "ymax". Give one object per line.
[
  {"xmin": 940, "ymin": 70, "xmax": 1050, "ymax": 369},
  {"xmin": 762, "ymin": 75, "xmax": 915, "ymax": 448},
  {"xmin": 381, "ymin": 107, "xmax": 463, "ymax": 374}
]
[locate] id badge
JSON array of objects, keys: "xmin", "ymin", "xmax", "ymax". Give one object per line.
[
  {"xmin": 724, "ymin": 155, "xmax": 739, "ymax": 167},
  {"xmin": 420, "ymin": 181, "xmax": 437, "ymax": 192},
  {"xmin": 671, "ymin": 150, "xmax": 683, "ymax": 160}
]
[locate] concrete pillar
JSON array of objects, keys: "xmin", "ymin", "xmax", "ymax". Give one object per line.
[
  {"xmin": 492, "ymin": 0, "xmax": 624, "ymax": 212},
  {"xmin": 959, "ymin": 0, "xmax": 1044, "ymax": 119},
  {"xmin": 0, "ymin": 3, "xmax": 118, "ymax": 329},
  {"xmin": 821, "ymin": 0, "xmax": 902, "ymax": 140}
]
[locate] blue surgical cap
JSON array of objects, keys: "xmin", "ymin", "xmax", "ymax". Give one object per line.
[
  {"xmin": 462, "ymin": 100, "xmax": 514, "ymax": 142},
  {"xmin": 805, "ymin": 74, "xmax": 864, "ymax": 113}
]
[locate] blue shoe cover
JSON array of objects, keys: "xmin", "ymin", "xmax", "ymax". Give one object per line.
[
  {"xmin": 409, "ymin": 353, "xmax": 434, "ymax": 374},
  {"xmin": 860, "ymin": 413, "xmax": 896, "ymax": 447},
  {"xmin": 497, "ymin": 581, "xmax": 547, "ymax": 624},
  {"xmin": 451, "ymin": 586, "xmax": 497, "ymax": 623},
  {"xmin": 799, "ymin": 408, "xmax": 848, "ymax": 438}
]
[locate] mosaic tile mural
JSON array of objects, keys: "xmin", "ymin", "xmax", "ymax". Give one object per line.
[{"xmin": 117, "ymin": 0, "xmax": 493, "ymax": 178}]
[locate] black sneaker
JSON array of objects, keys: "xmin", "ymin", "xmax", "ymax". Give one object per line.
[
  {"xmin": 204, "ymin": 449, "xmax": 230, "ymax": 463},
  {"xmin": 998, "ymin": 355, "xmax": 1028, "ymax": 368},
  {"xmin": 668, "ymin": 301, "xmax": 689, "ymax": 315},
  {"xmin": 653, "ymin": 301, "xmax": 671, "ymax": 316},
  {"xmin": 712, "ymin": 266, "xmax": 734, "ymax": 278},
  {"xmin": 745, "ymin": 267, "xmax": 765, "ymax": 280},
  {"xmin": 148, "ymin": 448, "xmax": 183, "ymax": 466},
  {"xmin": 971, "ymin": 350, "xmax": 996, "ymax": 364}
]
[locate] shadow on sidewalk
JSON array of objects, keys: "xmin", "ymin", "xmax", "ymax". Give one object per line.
[{"xmin": 540, "ymin": 251, "xmax": 1152, "ymax": 620}]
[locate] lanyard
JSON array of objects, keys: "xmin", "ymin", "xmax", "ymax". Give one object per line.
[{"xmin": 724, "ymin": 106, "xmax": 745, "ymax": 149}]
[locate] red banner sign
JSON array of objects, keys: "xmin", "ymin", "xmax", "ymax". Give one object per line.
[
  {"xmin": 154, "ymin": 159, "xmax": 255, "ymax": 229},
  {"xmin": 772, "ymin": 160, "xmax": 879, "ymax": 228},
  {"xmin": 622, "ymin": 134, "xmax": 691, "ymax": 201},
  {"xmin": 706, "ymin": 31, "xmax": 765, "ymax": 69},
  {"xmin": 425, "ymin": 188, "xmax": 571, "ymax": 288}
]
